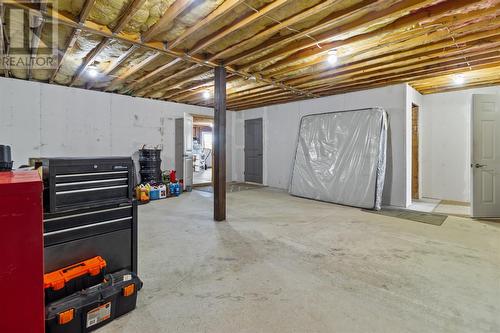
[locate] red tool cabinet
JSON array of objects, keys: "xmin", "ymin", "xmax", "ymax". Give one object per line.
[{"xmin": 0, "ymin": 171, "xmax": 44, "ymax": 333}]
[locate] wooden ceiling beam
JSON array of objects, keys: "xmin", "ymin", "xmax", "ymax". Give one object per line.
[
  {"xmin": 209, "ymin": 0, "xmax": 339, "ymax": 62},
  {"xmin": 28, "ymin": 1, "xmax": 47, "ymax": 80},
  {"xmin": 0, "ymin": 3, "xmax": 9, "ymax": 77},
  {"xmin": 105, "ymin": 52, "xmax": 161, "ymax": 92},
  {"xmin": 292, "ymin": 35, "xmax": 500, "ymax": 89},
  {"xmin": 113, "ymin": 0, "xmax": 146, "ymax": 34},
  {"xmin": 230, "ymin": 53, "xmax": 500, "ymax": 108},
  {"xmin": 229, "ymin": 93, "xmax": 306, "ymax": 110},
  {"xmin": 48, "ymin": 0, "xmax": 96, "ymax": 83},
  {"xmin": 157, "ymin": 70, "xmax": 215, "ymax": 99},
  {"xmin": 248, "ymin": 0, "xmax": 484, "ymax": 73},
  {"xmin": 7, "ymin": 1, "xmax": 315, "ymax": 99},
  {"xmin": 142, "ymin": 0, "xmax": 196, "ymax": 42},
  {"xmin": 168, "ymin": 0, "xmax": 245, "ymax": 50},
  {"xmin": 170, "ymin": 76, "xmax": 241, "ymax": 101},
  {"xmin": 306, "ymin": 51, "xmax": 500, "ymax": 94},
  {"xmin": 266, "ymin": 8, "xmax": 500, "ymax": 79},
  {"xmin": 69, "ymin": 38, "xmax": 109, "ymax": 86},
  {"xmin": 188, "ymin": 0, "xmax": 289, "ymax": 56},
  {"xmin": 137, "ymin": 65, "xmax": 204, "ymax": 96},
  {"xmin": 125, "ymin": 57, "xmax": 182, "ymax": 91},
  {"xmin": 311, "ymin": 57, "xmax": 500, "ymax": 94},
  {"xmin": 225, "ymin": 0, "xmax": 378, "ymax": 66},
  {"xmin": 255, "ymin": 22, "xmax": 499, "ymax": 94},
  {"xmin": 87, "ymin": 44, "xmax": 139, "ymax": 89},
  {"xmin": 420, "ymin": 80, "xmax": 500, "ymax": 94},
  {"xmin": 75, "ymin": 0, "xmax": 148, "ymax": 88}
]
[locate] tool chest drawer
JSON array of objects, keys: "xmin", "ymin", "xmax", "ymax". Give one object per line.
[
  {"xmin": 44, "ymin": 204, "xmax": 134, "ymax": 234},
  {"xmin": 31, "ymin": 157, "xmax": 134, "ymax": 213},
  {"xmin": 44, "ymin": 229, "xmax": 134, "ymax": 274},
  {"xmin": 43, "ymin": 201, "xmax": 138, "ymax": 275}
]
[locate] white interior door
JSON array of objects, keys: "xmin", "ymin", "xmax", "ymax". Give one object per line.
[
  {"xmin": 183, "ymin": 113, "xmax": 193, "ymax": 190},
  {"xmin": 472, "ymin": 94, "xmax": 500, "ymax": 218}
]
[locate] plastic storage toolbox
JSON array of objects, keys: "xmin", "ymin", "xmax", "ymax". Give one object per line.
[
  {"xmin": 44, "ymin": 257, "xmax": 107, "ymax": 303},
  {"xmin": 30, "ymin": 157, "xmax": 134, "ymax": 213},
  {"xmin": 46, "ymin": 270, "xmax": 143, "ymax": 333}
]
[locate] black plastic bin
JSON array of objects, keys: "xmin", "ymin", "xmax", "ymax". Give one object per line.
[{"xmin": 45, "ymin": 270, "xmax": 143, "ymax": 333}]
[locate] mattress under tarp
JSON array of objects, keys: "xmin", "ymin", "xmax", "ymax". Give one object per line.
[{"xmin": 289, "ymin": 108, "xmax": 388, "ymax": 210}]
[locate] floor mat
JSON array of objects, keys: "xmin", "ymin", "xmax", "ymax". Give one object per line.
[
  {"xmin": 364, "ymin": 208, "xmax": 447, "ymax": 226},
  {"xmin": 194, "ymin": 182, "xmax": 265, "ymax": 193}
]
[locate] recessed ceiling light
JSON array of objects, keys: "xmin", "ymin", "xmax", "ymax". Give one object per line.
[
  {"xmin": 327, "ymin": 50, "xmax": 338, "ymax": 65},
  {"xmin": 88, "ymin": 69, "xmax": 98, "ymax": 78},
  {"xmin": 453, "ymin": 74, "xmax": 465, "ymax": 85},
  {"xmin": 202, "ymin": 91, "xmax": 210, "ymax": 99}
]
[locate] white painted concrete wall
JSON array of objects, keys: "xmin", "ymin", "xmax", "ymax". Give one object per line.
[
  {"xmin": 232, "ymin": 84, "xmax": 410, "ymax": 207},
  {"xmin": 421, "ymin": 85, "xmax": 500, "ymax": 202},
  {"xmin": 0, "ymin": 77, "xmax": 234, "ymax": 180}
]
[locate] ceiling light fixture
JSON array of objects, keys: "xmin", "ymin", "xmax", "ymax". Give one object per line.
[
  {"xmin": 88, "ymin": 69, "xmax": 98, "ymax": 78},
  {"xmin": 453, "ymin": 74, "xmax": 465, "ymax": 85},
  {"xmin": 327, "ymin": 50, "xmax": 338, "ymax": 65},
  {"xmin": 202, "ymin": 91, "xmax": 210, "ymax": 99}
]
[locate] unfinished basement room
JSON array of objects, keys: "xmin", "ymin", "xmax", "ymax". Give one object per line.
[{"xmin": 1, "ymin": 0, "xmax": 500, "ymax": 332}]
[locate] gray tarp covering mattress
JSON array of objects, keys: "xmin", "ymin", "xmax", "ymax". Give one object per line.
[{"xmin": 289, "ymin": 108, "xmax": 388, "ymax": 210}]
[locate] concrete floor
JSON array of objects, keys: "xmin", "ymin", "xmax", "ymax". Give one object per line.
[{"xmin": 101, "ymin": 188, "xmax": 500, "ymax": 333}]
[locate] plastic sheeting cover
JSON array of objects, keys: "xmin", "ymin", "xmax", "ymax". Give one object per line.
[{"xmin": 289, "ymin": 108, "xmax": 388, "ymax": 210}]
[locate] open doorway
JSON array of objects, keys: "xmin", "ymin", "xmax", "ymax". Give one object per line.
[
  {"xmin": 193, "ymin": 116, "xmax": 213, "ymax": 186},
  {"xmin": 407, "ymin": 102, "xmax": 471, "ymax": 218},
  {"xmin": 412, "ymin": 104, "xmax": 419, "ymax": 200}
]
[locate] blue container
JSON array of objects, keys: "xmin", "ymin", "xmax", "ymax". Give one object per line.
[
  {"xmin": 169, "ymin": 183, "xmax": 175, "ymax": 196},
  {"xmin": 150, "ymin": 188, "xmax": 160, "ymax": 200},
  {"xmin": 175, "ymin": 183, "xmax": 180, "ymax": 196}
]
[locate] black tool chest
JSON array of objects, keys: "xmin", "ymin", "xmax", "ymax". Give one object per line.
[
  {"xmin": 31, "ymin": 157, "xmax": 134, "ymax": 213},
  {"xmin": 35, "ymin": 157, "xmax": 140, "ymax": 332}
]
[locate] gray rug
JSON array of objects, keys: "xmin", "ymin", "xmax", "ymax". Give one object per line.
[
  {"xmin": 194, "ymin": 182, "xmax": 265, "ymax": 193},
  {"xmin": 364, "ymin": 208, "xmax": 447, "ymax": 226}
]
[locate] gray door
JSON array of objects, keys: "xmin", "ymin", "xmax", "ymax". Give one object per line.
[{"xmin": 245, "ymin": 118, "xmax": 263, "ymax": 183}]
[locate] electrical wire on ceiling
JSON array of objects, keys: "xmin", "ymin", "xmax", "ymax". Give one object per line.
[{"xmin": 241, "ymin": 2, "xmax": 322, "ymax": 49}]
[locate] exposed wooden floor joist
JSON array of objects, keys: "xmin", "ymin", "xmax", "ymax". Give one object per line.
[{"xmin": 2, "ymin": 0, "xmax": 499, "ymax": 110}]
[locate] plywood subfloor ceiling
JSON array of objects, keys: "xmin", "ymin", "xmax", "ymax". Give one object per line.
[{"xmin": 2, "ymin": 0, "xmax": 500, "ymax": 110}]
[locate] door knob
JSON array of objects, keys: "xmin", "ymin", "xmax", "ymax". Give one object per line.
[{"xmin": 474, "ymin": 163, "xmax": 486, "ymax": 168}]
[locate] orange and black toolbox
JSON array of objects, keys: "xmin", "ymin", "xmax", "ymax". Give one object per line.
[
  {"xmin": 45, "ymin": 270, "xmax": 142, "ymax": 333},
  {"xmin": 44, "ymin": 257, "xmax": 107, "ymax": 303}
]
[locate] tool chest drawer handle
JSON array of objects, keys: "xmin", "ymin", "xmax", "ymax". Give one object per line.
[
  {"xmin": 56, "ymin": 185, "xmax": 128, "ymax": 195},
  {"xmin": 56, "ymin": 171, "xmax": 128, "ymax": 178},
  {"xmin": 56, "ymin": 178, "xmax": 128, "ymax": 187},
  {"xmin": 44, "ymin": 217, "xmax": 132, "ymax": 236}
]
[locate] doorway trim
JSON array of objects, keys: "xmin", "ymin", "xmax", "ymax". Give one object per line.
[
  {"xmin": 192, "ymin": 114, "xmax": 214, "ymax": 187},
  {"xmin": 412, "ymin": 104, "xmax": 420, "ymax": 200}
]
